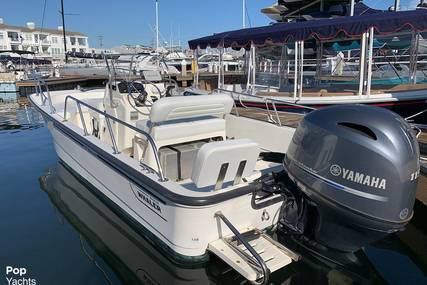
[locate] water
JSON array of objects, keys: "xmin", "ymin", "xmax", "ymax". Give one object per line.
[{"xmin": 1, "ymin": 104, "xmax": 427, "ymax": 285}]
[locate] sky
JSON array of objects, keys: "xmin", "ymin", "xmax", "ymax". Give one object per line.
[{"xmin": 0, "ymin": 0, "xmax": 422, "ymax": 49}]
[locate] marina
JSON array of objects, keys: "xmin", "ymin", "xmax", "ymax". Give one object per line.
[
  {"xmin": 1, "ymin": 0, "xmax": 427, "ymax": 284},
  {"xmin": 1, "ymin": 102, "xmax": 426, "ymax": 285}
]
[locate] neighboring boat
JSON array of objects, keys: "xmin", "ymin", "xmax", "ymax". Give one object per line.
[
  {"xmin": 30, "ymin": 58, "xmax": 420, "ymax": 283},
  {"xmin": 163, "ymin": 51, "xmax": 193, "ymax": 74},
  {"xmin": 261, "ymin": 1, "xmax": 382, "ymax": 22},
  {"xmin": 188, "ymin": 9, "xmax": 427, "ymax": 122},
  {"xmin": 197, "ymin": 53, "xmax": 243, "ymax": 73},
  {"xmin": 0, "ymin": 50, "xmax": 52, "ymax": 80},
  {"xmin": 59, "ymin": 52, "xmax": 177, "ymax": 77}
]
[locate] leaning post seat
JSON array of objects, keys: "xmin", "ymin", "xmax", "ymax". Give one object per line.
[
  {"xmin": 191, "ymin": 139, "xmax": 260, "ymax": 191},
  {"xmin": 134, "ymin": 94, "xmax": 234, "ymax": 170}
]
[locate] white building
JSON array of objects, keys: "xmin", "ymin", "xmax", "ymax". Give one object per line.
[{"xmin": 0, "ymin": 18, "xmax": 89, "ymax": 62}]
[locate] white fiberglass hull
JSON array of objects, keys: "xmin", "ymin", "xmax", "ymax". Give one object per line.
[{"xmin": 30, "ymin": 93, "xmax": 283, "ymax": 260}]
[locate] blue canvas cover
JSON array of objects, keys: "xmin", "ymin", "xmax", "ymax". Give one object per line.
[{"xmin": 189, "ymin": 9, "xmax": 427, "ymax": 50}]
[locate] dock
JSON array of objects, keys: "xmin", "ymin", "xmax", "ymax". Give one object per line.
[
  {"xmin": 14, "ymin": 71, "xmax": 247, "ymax": 96},
  {"xmin": 15, "ymin": 75, "xmax": 107, "ymax": 96},
  {"xmin": 233, "ymin": 106, "xmax": 304, "ymax": 128}
]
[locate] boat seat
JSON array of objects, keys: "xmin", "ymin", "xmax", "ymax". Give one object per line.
[
  {"xmin": 134, "ymin": 94, "xmax": 234, "ymax": 169},
  {"xmin": 191, "ymin": 139, "xmax": 260, "ymax": 191},
  {"xmin": 136, "ymin": 116, "xmax": 226, "ymax": 147}
]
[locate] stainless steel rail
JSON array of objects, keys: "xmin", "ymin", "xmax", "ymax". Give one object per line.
[
  {"xmin": 406, "ymin": 102, "xmax": 427, "ymax": 121},
  {"xmin": 214, "ymin": 211, "xmax": 270, "ymax": 285},
  {"xmin": 215, "ymin": 88, "xmax": 314, "ymax": 127},
  {"xmin": 63, "ymin": 95, "xmax": 167, "ymax": 182},
  {"xmin": 32, "ymin": 71, "xmax": 55, "ymax": 114}
]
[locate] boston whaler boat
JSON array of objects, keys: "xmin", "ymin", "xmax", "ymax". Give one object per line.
[
  {"xmin": 189, "ymin": 8, "xmax": 427, "ymax": 123},
  {"xmin": 30, "ymin": 43, "xmax": 421, "ymax": 283}
]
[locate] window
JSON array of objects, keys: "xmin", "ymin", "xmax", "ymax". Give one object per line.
[
  {"xmin": 51, "ymin": 47, "xmax": 62, "ymax": 55},
  {"xmin": 77, "ymin": 37, "xmax": 86, "ymax": 46},
  {"xmin": 70, "ymin": 37, "xmax": 76, "ymax": 45},
  {"xmin": 11, "ymin": 44, "xmax": 20, "ymax": 51},
  {"xmin": 79, "ymin": 48, "xmax": 85, "ymax": 53},
  {"xmin": 71, "ymin": 48, "xmax": 76, "ymax": 52},
  {"xmin": 24, "ymin": 33, "xmax": 32, "ymax": 41},
  {"xmin": 0, "ymin": 33, "xmax": 4, "ymax": 40},
  {"xmin": 7, "ymin": 31, "xmax": 19, "ymax": 42},
  {"xmin": 38, "ymin": 34, "xmax": 48, "ymax": 44},
  {"xmin": 51, "ymin": 36, "xmax": 58, "ymax": 44}
]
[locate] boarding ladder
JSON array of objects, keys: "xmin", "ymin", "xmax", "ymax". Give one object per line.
[{"xmin": 209, "ymin": 212, "xmax": 299, "ymax": 285}]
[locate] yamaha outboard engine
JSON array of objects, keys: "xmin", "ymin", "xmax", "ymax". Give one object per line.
[{"xmin": 280, "ymin": 105, "xmax": 420, "ymax": 252}]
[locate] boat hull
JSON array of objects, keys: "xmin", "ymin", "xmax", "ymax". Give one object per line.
[{"xmin": 30, "ymin": 93, "xmax": 283, "ymax": 262}]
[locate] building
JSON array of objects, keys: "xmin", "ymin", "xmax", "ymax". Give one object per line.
[{"xmin": 0, "ymin": 18, "xmax": 89, "ymax": 62}]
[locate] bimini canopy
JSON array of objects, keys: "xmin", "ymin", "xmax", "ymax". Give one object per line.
[{"xmin": 188, "ymin": 9, "xmax": 427, "ymax": 50}]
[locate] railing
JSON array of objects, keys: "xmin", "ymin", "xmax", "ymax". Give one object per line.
[
  {"xmin": 405, "ymin": 102, "xmax": 427, "ymax": 123},
  {"xmin": 32, "ymin": 71, "xmax": 55, "ymax": 114},
  {"xmin": 214, "ymin": 211, "xmax": 270, "ymax": 285},
  {"xmin": 215, "ymin": 88, "xmax": 314, "ymax": 127},
  {"xmin": 63, "ymin": 95, "xmax": 167, "ymax": 182}
]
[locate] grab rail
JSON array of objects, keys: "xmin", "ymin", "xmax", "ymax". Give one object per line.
[
  {"xmin": 214, "ymin": 211, "xmax": 270, "ymax": 285},
  {"xmin": 215, "ymin": 88, "xmax": 314, "ymax": 127},
  {"xmin": 63, "ymin": 95, "xmax": 167, "ymax": 182},
  {"xmin": 406, "ymin": 103, "xmax": 427, "ymax": 121},
  {"xmin": 32, "ymin": 70, "xmax": 55, "ymax": 114}
]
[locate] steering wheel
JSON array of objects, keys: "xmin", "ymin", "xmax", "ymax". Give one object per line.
[{"xmin": 125, "ymin": 80, "xmax": 153, "ymax": 108}]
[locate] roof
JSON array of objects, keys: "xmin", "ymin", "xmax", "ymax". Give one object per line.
[
  {"xmin": 189, "ymin": 9, "xmax": 427, "ymax": 50},
  {"xmin": 0, "ymin": 23, "xmax": 86, "ymax": 36}
]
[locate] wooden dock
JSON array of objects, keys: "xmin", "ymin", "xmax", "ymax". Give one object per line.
[
  {"xmin": 14, "ymin": 71, "xmax": 246, "ymax": 96},
  {"xmin": 233, "ymin": 106, "xmax": 304, "ymax": 128}
]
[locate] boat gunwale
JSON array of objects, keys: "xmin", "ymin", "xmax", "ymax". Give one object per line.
[{"xmin": 29, "ymin": 94, "xmax": 264, "ymax": 207}]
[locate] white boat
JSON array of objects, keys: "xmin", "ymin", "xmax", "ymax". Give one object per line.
[
  {"xmin": 29, "ymin": 68, "xmax": 304, "ymax": 283},
  {"xmin": 59, "ymin": 53, "xmax": 176, "ymax": 77}
]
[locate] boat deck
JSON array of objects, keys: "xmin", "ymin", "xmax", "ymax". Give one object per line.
[
  {"xmin": 233, "ymin": 107, "xmax": 304, "ymax": 128},
  {"xmin": 257, "ymin": 83, "xmax": 427, "ymax": 98}
]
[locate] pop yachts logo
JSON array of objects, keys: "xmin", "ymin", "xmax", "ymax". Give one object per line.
[
  {"xmin": 330, "ymin": 164, "xmax": 387, "ymax": 190},
  {"xmin": 5, "ymin": 266, "xmax": 36, "ymax": 285}
]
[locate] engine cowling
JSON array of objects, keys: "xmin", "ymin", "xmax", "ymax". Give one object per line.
[{"xmin": 282, "ymin": 104, "xmax": 420, "ymax": 252}]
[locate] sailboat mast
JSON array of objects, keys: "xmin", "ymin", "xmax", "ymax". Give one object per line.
[
  {"xmin": 242, "ymin": 0, "xmax": 246, "ymax": 28},
  {"xmin": 155, "ymin": 0, "xmax": 159, "ymax": 50},
  {"xmin": 60, "ymin": 0, "xmax": 68, "ymax": 63}
]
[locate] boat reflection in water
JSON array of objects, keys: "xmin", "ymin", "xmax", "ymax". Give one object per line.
[{"xmin": 38, "ymin": 162, "xmax": 427, "ymax": 285}]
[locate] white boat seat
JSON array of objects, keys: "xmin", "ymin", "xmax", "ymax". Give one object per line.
[
  {"xmin": 191, "ymin": 139, "xmax": 260, "ymax": 190},
  {"xmin": 149, "ymin": 94, "xmax": 234, "ymax": 123},
  {"xmin": 136, "ymin": 116, "xmax": 226, "ymax": 147},
  {"xmin": 134, "ymin": 94, "xmax": 234, "ymax": 169}
]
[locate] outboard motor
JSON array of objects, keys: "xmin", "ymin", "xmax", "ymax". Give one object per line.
[{"xmin": 279, "ymin": 105, "xmax": 420, "ymax": 252}]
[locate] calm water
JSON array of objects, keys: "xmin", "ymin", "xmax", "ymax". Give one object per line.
[{"xmin": 1, "ymin": 104, "xmax": 427, "ymax": 285}]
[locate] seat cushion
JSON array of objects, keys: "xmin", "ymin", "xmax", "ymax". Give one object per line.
[
  {"xmin": 149, "ymin": 94, "xmax": 234, "ymax": 123},
  {"xmin": 136, "ymin": 117, "xmax": 226, "ymax": 147}
]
